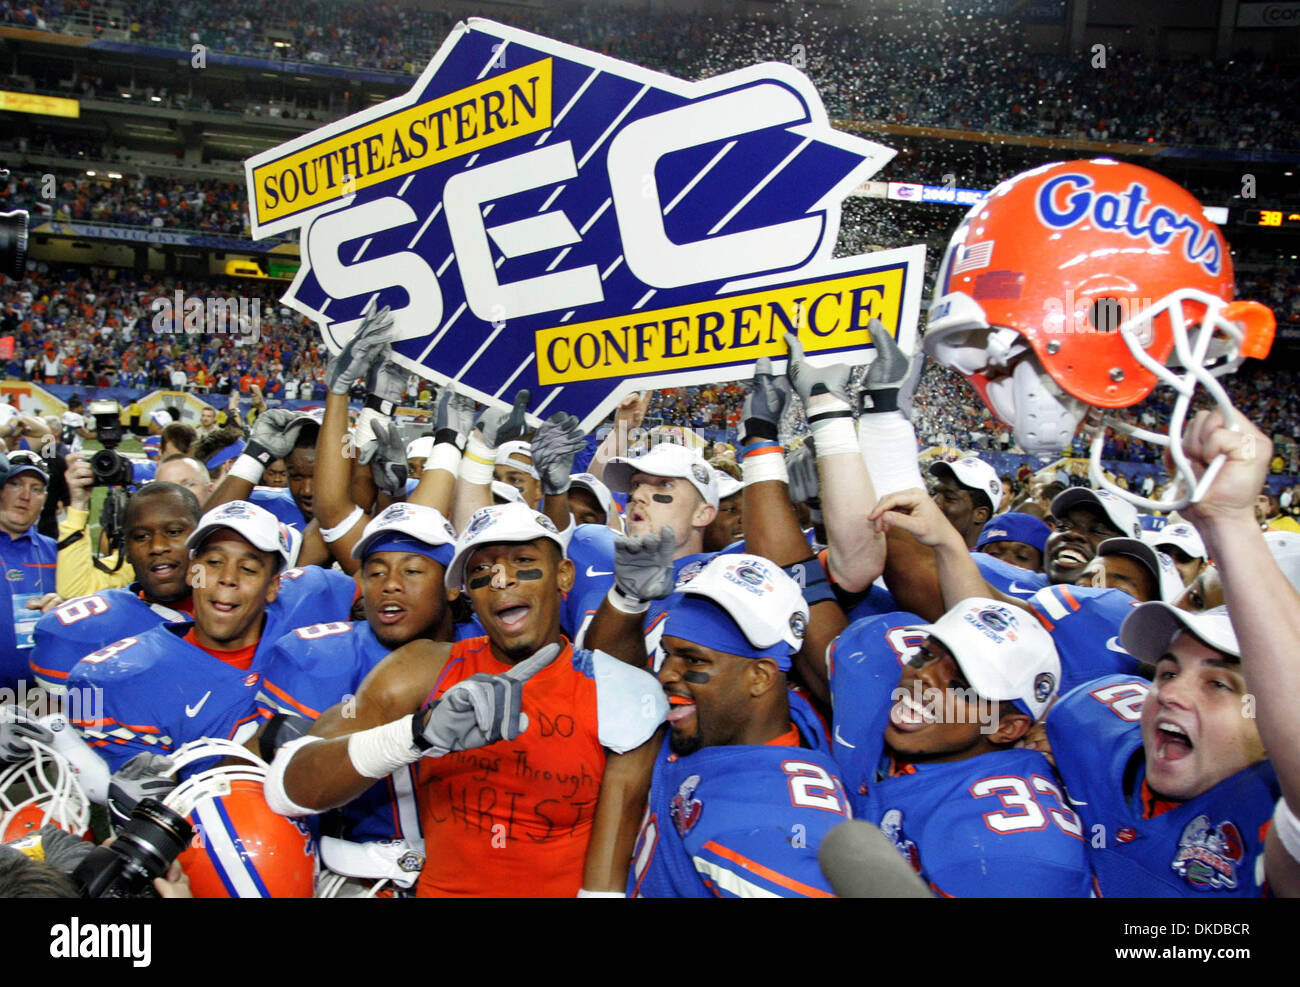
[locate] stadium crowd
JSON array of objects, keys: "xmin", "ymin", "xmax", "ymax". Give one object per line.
[{"xmin": 5, "ymin": 2, "xmax": 1300, "ymax": 152}]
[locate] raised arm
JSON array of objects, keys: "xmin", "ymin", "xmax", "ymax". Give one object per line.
[
  {"xmin": 451, "ymin": 390, "xmax": 530, "ymax": 531},
  {"xmin": 739, "ymin": 358, "xmax": 844, "ymax": 705},
  {"xmin": 1174, "ymin": 409, "xmax": 1300, "ymax": 894},
  {"xmin": 580, "ymin": 727, "xmax": 665, "ymax": 895}
]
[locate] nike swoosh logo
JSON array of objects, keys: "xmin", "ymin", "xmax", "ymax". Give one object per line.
[
  {"xmin": 585, "ymin": 566, "xmax": 614, "ymax": 578},
  {"xmin": 1007, "ymin": 581, "xmax": 1037, "ymax": 596},
  {"xmin": 1106, "ymin": 637, "xmax": 1130, "ymax": 654},
  {"xmin": 834, "ymin": 725, "xmax": 856, "ymax": 749},
  {"xmin": 1066, "ymin": 795, "xmax": 1089, "ymax": 807},
  {"xmin": 185, "ymin": 691, "xmax": 211, "ymax": 718}
]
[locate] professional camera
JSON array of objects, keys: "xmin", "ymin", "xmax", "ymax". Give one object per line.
[
  {"xmin": 70, "ymin": 797, "xmax": 193, "ymax": 898},
  {"xmin": 87, "ymin": 399, "xmax": 132, "ymax": 487}
]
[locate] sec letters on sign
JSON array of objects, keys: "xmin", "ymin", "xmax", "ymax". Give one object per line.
[{"xmin": 246, "ymin": 19, "xmax": 925, "ymax": 429}]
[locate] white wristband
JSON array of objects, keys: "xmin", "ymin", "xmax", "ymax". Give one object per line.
[
  {"xmin": 606, "ymin": 583, "xmax": 650, "ymax": 615},
  {"xmin": 742, "ymin": 451, "xmax": 788, "ymax": 486},
  {"xmin": 229, "ymin": 453, "xmax": 265, "ymax": 485},
  {"xmin": 425, "ymin": 442, "xmax": 463, "ymax": 476},
  {"xmin": 809, "ymin": 416, "xmax": 859, "ymax": 458},
  {"xmin": 319, "ymin": 505, "xmax": 364, "ymax": 544},
  {"xmin": 460, "ymin": 432, "xmax": 496, "ymax": 486},
  {"xmin": 577, "ymin": 888, "xmax": 627, "ymax": 898},
  {"xmin": 858, "ymin": 410, "xmax": 925, "ymax": 496},
  {"xmin": 1275, "ymin": 797, "xmax": 1300, "ymax": 863},
  {"xmin": 347, "ymin": 715, "xmax": 423, "ymax": 779},
  {"xmin": 263, "ymin": 735, "xmax": 325, "ymax": 818}
]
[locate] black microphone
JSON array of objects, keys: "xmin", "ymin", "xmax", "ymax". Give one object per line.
[{"xmin": 818, "ymin": 821, "xmax": 934, "ymax": 898}]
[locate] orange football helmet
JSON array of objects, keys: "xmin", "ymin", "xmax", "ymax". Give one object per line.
[
  {"xmin": 926, "ymin": 158, "xmax": 1274, "ymax": 510},
  {"xmin": 0, "ymin": 737, "xmax": 92, "ymax": 843},
  {"xmin": 162, "ymin": 739, "xmax": 317, "ymax": 898}
]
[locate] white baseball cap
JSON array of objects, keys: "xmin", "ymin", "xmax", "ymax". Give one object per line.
[
  {"xmin": 405, "ymin": 435, "xmax": 434, "ymax": 461},
  {"xmin": 912, "ymin": 597, "xmax": 1061, "ymax": 720},
  {"xmin": 1051, "ymin": 486, "xmax": 1143, "ymax": 539},
  {"xmin": 605, "ymin": 442, "xmax": 720, "ymax": 508},
  {"xmin": 1097, "ymin": 537, "xmax": 1186, "ymax": 603},
  {"xmin": 1264, "ymin": 530, "xmax": 1300, "ymax": 593},
  {"xmin": 444, "ymin": 503, "xmax": 566, "ymax": 591},
  {"xmin": 495, "ymin": 441, "xmax": 539, "ymax": 479},
  {"xmin": 1120, "ymin": 603, "xmax": 1238, "ymax": 662},
  {"xmin": 569, "ymin": 472, "xmax": 615, "ymax": 521},
  {"xmin": 716, "ymin": 473, "xmax": 744, "ymax": 501},
  {"xmin": 350, "ymin": 502, "xmax": 457, "ymax": 564},
  {"xmin": 929, "ymin": 457, "xmax": 1003, "ymax": 511},
  {"xmin": 150, "ymin": 409, "xmax": 174, "ymax": 428},
  {"xmin": 1143, "ymin": 523, "xmax": 1207, "ymax": 561},
  {"xmin": 491, "ymin": 480, "xmax": 526, "ymax": 505},
  {"xmin": 666, "ymin": 554, "xmax": 809, "ymax": 669},
  {"xmin": 187, "ymin": 500, "xmax": 295, "ymax": 571}
]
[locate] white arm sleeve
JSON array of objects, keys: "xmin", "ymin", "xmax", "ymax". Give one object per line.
[{"xmin": 264, "ymin": 735, "xmax": 326, "ymax": 817}]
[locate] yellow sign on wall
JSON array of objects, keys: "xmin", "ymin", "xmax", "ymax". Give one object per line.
[{"xmin": 0, "ymin": 90, "xmax": 79, "ymax": 118}]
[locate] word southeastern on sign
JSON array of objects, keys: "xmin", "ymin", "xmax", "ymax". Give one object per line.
[{"xmin": 246, "ymin": 19, "xmax": 926, "ymax": 429}]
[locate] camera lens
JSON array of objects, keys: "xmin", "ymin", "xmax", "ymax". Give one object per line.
[
  {"xmin": 0, "ymin": 210, "xmax": 29, "ymax": 281},
  {"xmin": 70, "ymin": 798, "xmax": 193, "ymax": 898}
]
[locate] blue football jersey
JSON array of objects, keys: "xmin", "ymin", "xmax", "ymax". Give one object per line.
[
  {"xmin": 826, "ymin": 611, "xmax": 926, "ymax": 784},
  {"xmin": 845, "ymin": 554, "xmax": 1044, "ymax": 624},
  {"xmin": 68, "ymin": 623, "xmax": 273, "ymax": 771},
  {"xmin": 1047, "ymin": 675, "xmax": 1279, "ymax": 897},
  {"xmin": 31, "ymin": 565, "xmax": 357, "ymax": 694},
  {"xmin": 32, "ymin": 590, "xmax": 191, "ymax": 695},
  {"xmin": 855, "ymin": 750, "xmax": 1091, "ymax": 897},
  {"xmin": 627, "ymin": 700, "xmax": 849, "ymax": 898},
  {"xmin": 258, "ymin": 621, "xmax": 422, "ymax": 846},
  {"xmin": 250, "ymin": 487, "xmax": 309, "ymax": 531},
  {"xmin": 1025, "ymin": 584, "xmax": 1142, "ymax": 691},
  {"xmin": 828, "ymin": 611, "xmax": 1090, "ymax": 897}
]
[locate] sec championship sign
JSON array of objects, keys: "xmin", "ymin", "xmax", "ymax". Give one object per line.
[{"xmin": 247, "ymin": 19, "xmax": 924, "ymax": 428}]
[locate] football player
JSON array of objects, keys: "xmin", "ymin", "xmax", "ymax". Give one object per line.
[
  {"xmin": 0, "ymin": 452, "xmax": 59, "ymax": 690},
  {"xmin": 63, "ymin": 501, "xmax": 352, "ymax": 771},
  {"xmin": 828, "ymin": 598, "xmax": 1091, "ymax": 897},
  {"xmin": 32, "ymin": 489, "xmax": 356, "ymax": 697},
  {"xmin": 627, "ymin": 554, "xmax": 850, "ymax": 898},
  {"xmin": 264, "ymin": 503, "xmax": 667, "ymax": 897},
  {"xmin": 1043, "ymin": 602, "xmax": 1276, "ymax": 896},
  {"xmin": 252, "ymin": 503, "xmax": 465, "ymax": 889}
]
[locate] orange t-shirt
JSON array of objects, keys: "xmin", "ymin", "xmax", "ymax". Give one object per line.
[
  {"xmin": 415, "ymin": 637, "xmax": 606, "ymax": 898},
  {"xmin": 182, "ymin": 628, "xmax": 257, "ymax": 671}
]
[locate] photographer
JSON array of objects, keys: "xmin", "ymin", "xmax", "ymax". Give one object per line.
[
  {"xmin": 54, "ymin": 451, "xmax": 133, "ymax": 598},
  {"xmin": 0, "ymin": 452, "xmax": 60, "ymax": 691}
]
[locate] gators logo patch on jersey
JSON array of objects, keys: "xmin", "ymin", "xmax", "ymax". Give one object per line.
[
  {"xmin": 1171, "ymin": 815, "xmax": 1244, "ymax": 891},
  {"xmin": 670, "ymin": 774, "xmax": 703, "ymax": 836},
  {"xmin": 880, "ymin": 808, "xmax": 921, "ymax": 873}
]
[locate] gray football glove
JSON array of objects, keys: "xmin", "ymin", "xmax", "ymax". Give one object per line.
[
  {"xmin": 531, "ymin": 412, "xmax": 587, "ymax": 496},
  {"xmin": 326, "ymin": 304, "xmax": 394, "ymax": 395},
  {"xmin": 365, "ymin": 354, "xmax": 408, "ymax": 412},
  {"xmin": 787, "ymin": 436, "xmax": 821, "ymax": 508},
  {"xmin": 359, "ymin": 420, "xmax": 409, "ymax": 497},
  {"xmin": 739, "ymin": 356, "xmax": 789, "ymax": 445},
  {"xmin": 473, "ymin": 389, "xmax": 531, "ymax": 450},
  {"xmin": 107, "ymin": 752, "xmax": 177, "ymax": 828},
  {"xmin": 860, "ymin": 317, "xmax": 923, "ymax": 420},
  {"xmin": 0, "ymin": 704, "xmax": 53, "ymax": 763},
  {"xmin": 784, "ymin": 332, "xmax": 851, "ymax": 407},
  {"xmin": 433, "ymin": 386, "xmax": 477, "ymax": 451},
  {"xmin": 610, "ymin": 526, "xmax": 677, "ymax": 612},
  {"xmin": 413, "ymin": 643, "xmax": 560, "ymax": 756},
  {"xmin": 245, "ymin": 408, "xmax": 306, "ymax": 466}
]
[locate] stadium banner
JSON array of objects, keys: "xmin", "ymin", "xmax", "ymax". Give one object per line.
[
  {"xmin": 1237, "ymin": 3, "xmax": 1300, "ymax": 28},
  {"xmin": 246, "ymin": 18, "xmax": 924, "ymax": 429},
  {"xmin": 31, "ymin": 220, "xmax": 285, "ymax": 252}
]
